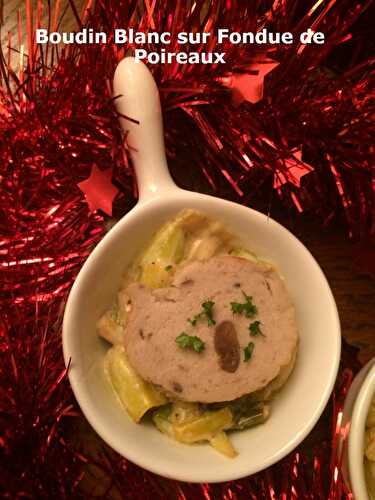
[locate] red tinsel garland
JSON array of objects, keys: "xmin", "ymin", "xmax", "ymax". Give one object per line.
[{"xmin": 0, "ymin": 0, "xmax": 374, "ymax": 498}]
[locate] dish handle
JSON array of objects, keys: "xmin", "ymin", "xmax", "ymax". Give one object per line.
[{"xmin": 113, "ymin": 57, "xmax": 177, "ymax": 203}]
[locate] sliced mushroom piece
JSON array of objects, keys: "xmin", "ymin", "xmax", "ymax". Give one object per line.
[{"xmin": 214, "ymin": 320, "xmax": 240, "ymax": 373}]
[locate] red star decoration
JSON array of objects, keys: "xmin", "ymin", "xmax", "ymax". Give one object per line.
[
  {"xmin": 273, "ymin": 150, "xmax": 314, "ymax": 190},
  {"xmin": 78, "ymin": 165, "xmax": 119, "ymax": 216},
  {"xmin": 221, "ymin": 60, "xmax": 279, "ymax": 106}
]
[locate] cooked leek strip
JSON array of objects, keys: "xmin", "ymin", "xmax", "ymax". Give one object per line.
[
  {"xmin": 185, "ymin": 217, "xmax": 233, "ymax": 261},
  {"xmin": 128, "ymin": 209, "xmax": 238, "ymax": 287},
  {"xmin": 186, "ymin": 235, "xmax": 222, "ymax": 261},
  {"xmin": 173, "ymin": 408, "xmax": 233, "ymax": 444},
  {"xmin": 210, "ymin": 431, "xmax": 238, "ymax": 458},
  {"xmin": 97, "ymin": 309, "xmax": 124, "ymax": 345},
  {"xmin": 173, "ymin": 208, "xmax": 212, "ymax": 233},
  {"xmin": 140, "ymin": 261, "xmax": 176, "ymax": 289},
  {"xmin": 154, "ymin": 405, "xmax": 234, "ymax": 450},
  {"xmin": 225, "ymin": 392, "xmax": 271, "ymax": 431},
  {"xmin": 137, "ymin": 209, "xmax": 213, "ymax": 287},
  {"xmin": 229, "ymin": 247, "xmax": 273, "ymax": 271},
  {"xmin": 231, "ymin": 404, "xmax": 270, "ymax": 430},
  {"xmin": 229, "ymin": 247, "xmax": 258, "ymax": 262},
  {"xmin": 153, "ymin": 405, "xmax": 175, "ymax": 437},
  {"xmin": 142, "ymin": 225, "xmax": 185, "ymax": 267},
  {"xmin": 170, "ymin": 401, "xmax": 201, "ymax": 425},
  {"xmin": 104, "ymin": 346, "xmax": 167, "ymax": 423},
  {"xmin": 139, "ymin": 224, "xmax": 185, "ymax": 288}
]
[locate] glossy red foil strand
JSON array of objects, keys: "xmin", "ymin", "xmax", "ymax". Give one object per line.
[{"xmin": 0, "ymin": 0, "xmax": 374, "ymax": 498}]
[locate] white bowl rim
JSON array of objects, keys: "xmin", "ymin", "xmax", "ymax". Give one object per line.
[
  {"xmin": 349, "ymin": 360, "xmax": 375, "ymax": 499},
  {"xmin": 62, "ymin": 190, "xmax": 341, "ymax": 483}
]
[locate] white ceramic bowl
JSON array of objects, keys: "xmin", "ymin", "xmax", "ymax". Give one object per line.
[
  {"xmin": 62, "ymin": 58, "xmax": 341, "ymax": 483},
  {"xmin": 347, "ymin": 360, "xmax": 375, "ymax": 499}
]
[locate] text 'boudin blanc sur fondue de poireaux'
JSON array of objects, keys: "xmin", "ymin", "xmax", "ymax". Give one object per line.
[{"xmin": 36, "ymin": 28, "xmax": 325, "ymax": 64}]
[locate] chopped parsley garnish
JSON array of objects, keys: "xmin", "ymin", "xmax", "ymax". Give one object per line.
[
  {"xmin": 165, "ymin": 265, "xmax": 173, "ymax": 271},
  {"xmin": 243, "ymin": 342, "xmax": 255, "ymax": 362},
  {"xmin": 202, "ymin": 300, "xmax": 215, "ymax": 325},
  {"xmin": 230, "ymin": 291, "xmax": 257, "ymax": 318},
  {"xmin": 175, "ymin": 333, "xmax": 205, "ymax": 353},
  {"xmin": 188, "ymin": 300, "xmax": 216, "ymax": 327},
  {"xmin": 249, "ymin": 320, "xmax": 264, "ymax": 337}
]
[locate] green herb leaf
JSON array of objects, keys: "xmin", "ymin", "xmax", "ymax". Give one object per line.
[
  {"xmin": 176, "ymin": 333, "xmax": 205, "ymax": 353},
  {"xmin": 188, "ymin": 300, "xmax": 216, "ymax": 327},
  {"xmin": 165, "ymin": 265, "xmax": 173, "ymax": 271},
  {"xmin": 243, "ymin": 342, "xmax": 255, "ymax": 362},
  {"xmin": 201, "ymin": 300, "xmax": 215, "ymax": 326},
  {"xmin": 175, "ymin": 332, "xmax": 191, "ymax": 348},
  {"xmin": 249, "ymin": 320, "xmax": 264, "ymax": 337},
  {"xmin": 230, "ymin": 291, "xmax": 257, "ymax": 318},
  {"xmin": 192, "ymin": 337, "xmax": 205, "ymax": 352},
  {"xmin": 230, "ymin": 302, "xmax": 243, "ymax": 314}
]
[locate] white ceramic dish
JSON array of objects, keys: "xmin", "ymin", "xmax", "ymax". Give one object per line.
[
  {"xmin": 62, "ymin": 57, "xmax": 341, "ymax": 483},
  {"xmin": 347, "ymin": 359, "xmax": 375, "ymax": 499}
]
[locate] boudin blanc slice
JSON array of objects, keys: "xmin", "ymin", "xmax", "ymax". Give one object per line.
[{"xmin": 123, "ymin": 256, "xmax": 298, "ymax": 403}]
